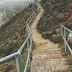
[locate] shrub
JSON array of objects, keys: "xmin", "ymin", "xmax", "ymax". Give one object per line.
[
  {"xmin": 42, "ymin": 32, "xmax": 47, "ymax": 38},
  {"xmin": 52, "ymin": 34, "xmax": 56, "ymax": 42},
  {"xmin": 52, "ymin": 29, "xmax": 60, "ymax": 34},
  {"xmin": 52, "ymin": 30, "xmax": 57, "ymax": 34},
  {"xmin": 42, "ymin": 29, "xmax": 63, "ymax": 44},
  {"xmin": 52, "ymin": 33, "xmax": 62, "ymax": 43},
  {"xmin": 55, "ymin": 33, "xmax": 62, "ymax": 43},
  {"xmin": 42, "ymin": 31, "xmax": 52, "ymax": 39},
  {"xmin": 47, "ymin": 31, "xmax": 52, "ymax": 38}
]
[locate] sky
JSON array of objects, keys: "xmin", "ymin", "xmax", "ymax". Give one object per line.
[{"xmin": 0, "ymin": 0, "xmax": 34, "ymax": 4}]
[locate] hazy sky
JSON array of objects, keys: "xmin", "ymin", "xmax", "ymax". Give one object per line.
[
  {"xmin": 0, "ymin": 0, "xmax": 34, "ymax": 4},
  {"xmin": 0, "ymin": 0, "xmax": 34, "ymax": 2}
]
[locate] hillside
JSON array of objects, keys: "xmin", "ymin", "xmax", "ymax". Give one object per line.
[
  {"xmin": 0, "ymin": 1, "xmax": 35, "ymax": 26},
  {"xmin": 37, "ymin": 0, "xmax": 72, "ymax": 33},
  {"xmin": 0, "ymin": 4, "xmax": 37, "ymax": 72}
]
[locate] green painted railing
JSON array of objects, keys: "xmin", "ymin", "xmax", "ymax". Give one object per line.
[{"xmin": 61, "ymin": 25, "xmax": 72, "ymax": 54}]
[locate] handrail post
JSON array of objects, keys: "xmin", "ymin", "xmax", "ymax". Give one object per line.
[
  {"xmin": 30, "ymin": 33, "xmax": 32, "ymax": 53},
  {"xmin": 61, "ymin": 26, "xmax": 63, "ymax": 36},
  {"xmin": 15, "ymin": 55, "xmax": 23, "ymax": 72},
  {"xmin": 35, "ymin": 0, "xmax": 39, "ymax": 12},
  {"xmin": 27, "ymin": 39, "xmax": 31, "ymax": 66},
  {"xmin": 64, "ymin": 28, "xmax": 66, "ymax": 52},
  {"xmin": 37, "ymin": 3, "xmax": 39, "ymax": 11}
]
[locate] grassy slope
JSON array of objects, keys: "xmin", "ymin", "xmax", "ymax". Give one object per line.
[
  {"xmin": 0, "ymin": 4, "xmax": 37, "ymax": 72},
  {"xmin": 37, "ymin": 0, "xmax": 72, "ymax": 69}
]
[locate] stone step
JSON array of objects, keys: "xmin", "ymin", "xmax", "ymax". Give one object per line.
[
  {"xmin": 33, "ymin": 51, "xmax": 61, "ymax": 55},
  {"xmin": 33, "ymin": 48, "xmax": 61, "ymax": 54},
  {"xmin": 32, "ymin": 53, "xmax": 63, "ymax": 60},
  {"xmin": 51, "ymin": 65, "xmax": 72, "ymax": 72},
  {"xmin": 35, "ymin": 41, "xmax": 54, "ymax": 46},
  {"xmin": 31, "ymin": 58, "xmax": 67, "ymax": 66},
  {"xmin": 31, "ymin": 65, "xmax": 72, "ymax": 72},
  {"xmin": 35, "ymin": 40, "xmax": 49, "ymax": 47},
  {"xmin": 34, "ymin": 43, "xmax": 61, "ymax": 49},
  {"xmin": 36, "ymin": 44, "xmax": 60, "ymax": 50}
]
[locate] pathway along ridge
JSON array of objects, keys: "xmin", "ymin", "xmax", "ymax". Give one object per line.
[{"xmin": 30, "ymin": 4, "xmax": 72, "ymax": 72}]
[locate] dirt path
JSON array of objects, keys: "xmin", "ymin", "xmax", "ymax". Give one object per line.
[
  {"xmin": 30, "ymin": 5, "xmax": 49, "ymax": 47},
  {"xmin": 30, "ymin": 5, "xmax": 72, "ymax": 72}
]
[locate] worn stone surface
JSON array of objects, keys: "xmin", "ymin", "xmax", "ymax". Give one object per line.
[{"xmin": 30, "ymin": 4, "xmax": 72, "ymax": 72}]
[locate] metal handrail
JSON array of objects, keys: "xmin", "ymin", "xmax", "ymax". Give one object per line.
[
  {"xmin": 0, "ymin": 52, "xmax": 19, "ymax": 63},
  {"xmin": 61, "ymin": 25, "xmax": 72, "ymax": 54},
  {"xmin": 0, "ymin": 3, "xmax": 39, "ymax": 72}
]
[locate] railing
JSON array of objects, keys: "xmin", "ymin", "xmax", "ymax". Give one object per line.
[
  {"xmin": 0, "ymin": 3, "xmax": 39, "ymax": 72},
  {"xmin": 61, "ymin": 25, "xmax": 72, "ymax": 54}
]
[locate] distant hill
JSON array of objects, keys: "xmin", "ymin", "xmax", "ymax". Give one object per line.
[{"xmin": 0, "ymin": 1, "xmax": 35, "ymax": 26}]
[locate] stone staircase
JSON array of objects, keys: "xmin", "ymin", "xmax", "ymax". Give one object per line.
[
  {"xmin": 30, "ymin": 4, "xmax": 72, "ymax": 72},
  {"xmin": 31, "ymin": 41, "xmax": 72, "ymax": 72}
]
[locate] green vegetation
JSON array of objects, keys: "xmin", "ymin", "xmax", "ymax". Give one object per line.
[
  {"xmin": 52, "ymin": 33, "xmax": 62, "ymax": 43},
  {"xmin": 42, "ymin": 31, "xmax": 52, "ymax": 39},
  {"xmin": 0, "ymin": 4, "xmax": 37, "ymax": 72},
  {"xmin": 5, "ymin": 34, "xmax": 28, "ymax": 55},
  {"xmin": 42, "ymin": 29, "xmax": 63, "ymax": 43}
]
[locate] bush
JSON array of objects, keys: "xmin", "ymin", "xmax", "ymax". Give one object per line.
[
  {"xmin": 52, "ymin": 30, "xmax": 57, "ymax": 34},
  {"xmin": 47, "ymin": 31, "xmax": 52, "ymax": 38},
  {"xmin": 42, "ymin": 29, "xmax": 63, "ymax": 44},
  {"xmin": 42, "ymin": 32, "xmax": 47, "ymax": 38},
  {"xmin": 42, "ymin": 31, "xmax": 52, "ymax": 39},
  {"xmin": 52, "ymin": 33, "xmax": 62, "ymax": 43},
  {"xmin": 52, "ymin": 29, "xmax": 60, "ymax": 34},
  {"xmin": 52, "ymin": 34, "xmax": 56, "ymax": 42},
  {"xmin": 56, "ymin": 33, "xmax": 62, "ymax": 43}
]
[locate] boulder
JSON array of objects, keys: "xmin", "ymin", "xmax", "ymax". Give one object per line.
[{"xmin": 68, "ymin": 33, "xmax": 72, "ymax": 45}]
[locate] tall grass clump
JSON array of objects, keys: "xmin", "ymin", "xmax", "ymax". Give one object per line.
[{"xmin": 42, "ymin": 31, "xmax": 52, "ymax": 39}]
